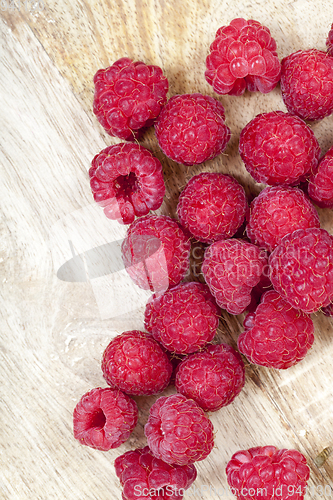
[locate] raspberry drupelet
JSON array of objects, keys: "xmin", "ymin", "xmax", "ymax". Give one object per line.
[
  {"xmin": 121, "ymin": 215, "xmax": 191, "ymax": 292},
  {"xmin": 246, "ymin": 186, "xmax": 320, "ymax": 251},
  {"xmin": 155, "ymin": 93, "xmax": 231, "ymax": 166},
  {"xmin": 205, "ymin": 18, "xmax": 281, "ymax": 96},
  {"xmin": 145, "ymin": 394, "xmax": 214, "ymax": 466},
  {"xmin": 308, "ymin": 145, "xmax": 333, "ymax": 208},
  {"xmin": 101, "ymin": 331, "xmax": 172, "ymax": 396},
  {"xmin": 202, "ymin": 239, "xmax": 268, "ymax": 315},
  {"xmin": 177, "ymin": 172, "xmax": 248, "ymax": 244},
  {"xmin": 269, "ymin": 228, "xmax": 333, "ymax": 313},
  {"xmin": 238, "ymin": 291, "xmax": 315, "ymax": 369},
  {"xmin": 226, "ymin": 446, "xmax": 310, "ymax": 500},
  {"xmin": 144, "ymin": 282, "xmax": 220, "ymax": 355},
  {"xmin": 89, "ymin": 143, "xmax": 165, "ymax": 224},
  {"xmin": 93, "ymin": 57, "xmax": 168, "ymax": 140},
  {"xmin": 175, "ymin": 343, "xmax": 245, "ymax": 411},
  {"xmin": 280, "ymin": 49, "xmax": 333, "ymax": 121},
  {"xmin": 239, "ymin": 111, "xmax": 320, "ymax": 186},
  {"xmin": 115, "ymin": 446, "xmax": 197, "ymax": 500},
  {"xmin": 73, "ymin": 387, "xmax": 138, "ymax": 451}
]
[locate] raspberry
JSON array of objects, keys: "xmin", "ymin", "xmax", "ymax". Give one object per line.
[
  {"xmin": 177, "ymin": 172, "xmax": 247, "ymax": 244},
  {"xmin": 121, "ymin": 215, "xmax": 191, "ymax": 291},
  {"xmin": 238, "ymin": 291, "xmax": 314, "ymax": 369},
  {"xmin": 280, "ymin": 49, "xmax": 333, "ymax": 121},
  {"xmin": 114, "ymin": 446, "xmax": 197, "ymax": 500},
  {"xmin": 145, "ymin": 394, "xmax": 214, "ymax": 465},
  {"xmin": 175, "ymin": 343, "xmax": 245, "ymax": 411},
  {"xmin": 144, "ymin": 282, "xmax": 220, "ymax": 355},
  {"xmin": 269, "ymin": 228, "xmax": 333, "ymax": 313},
  {"xmin": 246, "ymin": 186, "xmax": 320, "ymax": 251},
  {"xmin": 327, "ymin": 24, "xmax": 333, "ymax": 57},
  {"xmin": 89, "ymin": 143, "xmax": 165, "ymax": 224},
  {"xmin": 308, "ymin": 145, "xmax": 333, "ymax": 208},
  {"xmin": 226, "ymin": 446, "xmax": 310, "ymax": 499},
  {"xmin": 202, "ymin": 239, "xmax": 268, "ymax": 314},
  {"xmin": 101, "ymin": 331, "xmax": 172, "ymax": 395},
  {"xmin": 322, "ymin": 301, "xmax": 333, "ymax": 316},
  {"xmin": 155, "ymin": 93, "xmax": 231, "ymax": 166},
  {"xmin": 93, "ymin": 58, "xmax": 168, "ymax": 140},
  {"xmin": 239, "ymin": 111, "xmax": 320, "ymax": 186},
  {"xmin": 205, "ymin": 18, "xmax": 281, "ymax": 96},
  {"xmin": 73, "ymin": 387, "xmax": 138, "ymax": 451}
]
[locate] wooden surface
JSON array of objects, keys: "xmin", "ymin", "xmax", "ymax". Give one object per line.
[{"xmin": 1, "ymin": 1, "xmax": 333, "ymax": 499}]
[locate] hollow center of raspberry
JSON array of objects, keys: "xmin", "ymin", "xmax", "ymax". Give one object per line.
[
  {"xmin": 90, "ymin": 409, "xmax": 106, "ymax": 429},
  {"xmin": 114, "ymin": 172, "xmax": 138, "ymax": 197}
]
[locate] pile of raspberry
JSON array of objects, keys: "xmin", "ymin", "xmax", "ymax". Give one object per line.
[{"xmin": 70, "ymin": 15, "xmax": 333, "ymax": 500}]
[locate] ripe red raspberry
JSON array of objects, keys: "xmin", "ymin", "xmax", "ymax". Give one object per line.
[
  {"xmin": 205, "ymin": 18, "xmax": 281, "ymax": 96},
  {"xmin": 280, "ymin": 49, "xmax": 333, "ymax": 121},
  {"xmin": 89, "ymin": 143, "xmax": 165, "ymax": 224},
  {"xmin": 238, "ymin": 291, "xmax": 314, "ymax": 369},
  {"xmin": 175, "ymin": 344, "xmax": 245, "ymax": 411},
  {"xmin": 327, "ymin": 24, "xmax": 333, "ymax": 57},
  {"xmin": 246, "ymin": 186, "xmax": 320, "ymax": 251},
  {"xmin": 93, "ymin": 58, "xmax": 168, "ymax": 140},
  {"xmin": 308, "ymin": 145, "xmax": 333, "ymax": 208},
  {"xmin": 73, "ymin": 387, "xmax": 138, "ymax": 451},
  {"xmin": 239, "ymin": 111, "xmax": 320, "ymax": 186},
  {"xmin": 114, "ymin": 446, "xmax": 197, "ymax": 500},
  {"xmin": 121, "ymin": 215, "xmax": 191, "ymax": 292},
  {"xmin": 202, "ymin": 239, "xmax": 268, "ymax": 315},
  {"xmin": 155, "ymin": 93, "xmax": 231, "ymax": 166},
  {"xmin": 144, "ymin": 282, "xmax": 220, "ymax": 355},
  {"xmin": 145, "ymin": 394, "xmax": 214, "ymax": 466},
  {"xmin": 269, "ymin": 228, "xmax": 333, "ymax": 313},
  {"xmin": 177, "ymin": 172, "xmax": 247, "ymax": 244},
  {"xmin": 322, "ymin": 301, "xmax": 333, "ymax": 316},
  {"xmin": 226, "ymin": 446, "xmax": 310, "ymax": 500},
  {"xmin": 101, "ymin": 331, "xmax": 172, "ymax": 395}
]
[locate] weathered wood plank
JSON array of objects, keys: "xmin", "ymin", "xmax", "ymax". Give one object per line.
[{"xmin": 1, "ymin": 1, "xmax": 333, "ymax": 499}]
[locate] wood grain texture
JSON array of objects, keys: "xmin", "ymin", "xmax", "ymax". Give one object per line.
[{"xmin": 1, "ymin": 1, "xmax": 333, "ymax": 499}]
